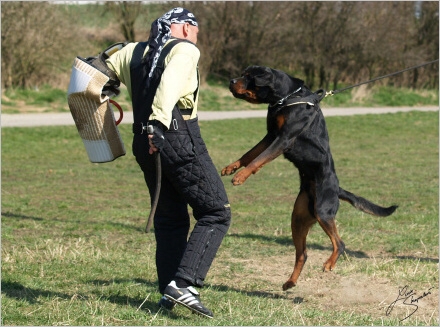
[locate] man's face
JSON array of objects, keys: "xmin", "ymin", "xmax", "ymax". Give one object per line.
[{"xmin": 187, "ymin": 23, "xmax": 199, "ymax": 44}]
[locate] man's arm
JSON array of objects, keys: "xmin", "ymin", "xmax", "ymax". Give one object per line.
[{"xmin": 105, "ymin": 42, "xmax": 138, "ymax": 97}]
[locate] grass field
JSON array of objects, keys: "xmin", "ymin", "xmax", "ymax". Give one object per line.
[
  {"xmin": 1, "ymin": 82, "xmax": 438, "ymax": 114},
  {"xmin": 1, "ymin": 110, "xmax": 439, "ymax": 325}
]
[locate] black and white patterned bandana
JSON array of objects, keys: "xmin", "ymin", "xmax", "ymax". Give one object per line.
[{"xmin": 145, "ymin": 7, "xmax": 198, "ymax": 79}]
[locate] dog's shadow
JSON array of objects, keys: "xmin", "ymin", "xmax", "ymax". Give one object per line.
[
  {"xmin": 227, "ymin": 233, "xmax": 440, "ymax": 263},
  {"xmin": 227, "ymin": 232, "xmax": 369, "ymax": 258}
]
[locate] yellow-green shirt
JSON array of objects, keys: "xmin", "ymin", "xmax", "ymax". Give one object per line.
[{"xmin": 105, "ymin": 39, "xmax": 200, "ymax": 128}]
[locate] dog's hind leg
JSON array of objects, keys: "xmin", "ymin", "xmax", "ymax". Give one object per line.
[
  {"xmin": 314, "ymin": 181, "xmax": 346, "ymax": 272},
  {"xmin": 283, "ymin": 191, "xmax": 317, "ymax": 291},
  {"xmin": 316, "ymin": 216, "xmax": 345, "ymax": 272}
]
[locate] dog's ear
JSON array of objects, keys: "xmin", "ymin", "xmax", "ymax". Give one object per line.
[
  {"xmin": 273, "ymin": 70, "xmax": 304, "ymax": 97},
  {"xmin": 253, "ymin": 67, "xmax": 275, "ymax": 88},
  {"xmin": 252, "ymin": 67, "xmax": 275, "ymax": 99}
]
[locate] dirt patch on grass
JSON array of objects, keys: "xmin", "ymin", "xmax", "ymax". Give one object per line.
[{"xmin": 216, "ymin": 249, "xmax": 438, "ymax": 324}]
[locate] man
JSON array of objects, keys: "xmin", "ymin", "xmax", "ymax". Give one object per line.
[{"xmin": 105, "ymin": 8, "xmax": 231, "ymax": 318}]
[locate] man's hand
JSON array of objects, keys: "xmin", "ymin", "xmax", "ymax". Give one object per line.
[
  {"xmin": 148, "ymin": 135, "xmax": 159, "ymax": 154},
  {"xmin": 147, "ymin": 120, "xmax": 167, "ymax": 154}
]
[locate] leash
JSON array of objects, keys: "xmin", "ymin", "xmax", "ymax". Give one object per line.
[
  {"xmin": 145, "ymin": 125, "xmax": 161, "ymax": 233},
  {"xmin": 325, "ymin": 59, "xmax": 439, "ymax": 97}
]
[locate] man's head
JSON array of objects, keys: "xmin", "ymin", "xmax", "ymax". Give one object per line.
[
  {"xmin": 170, "ymin": 22, "xmax": 199, "ymax": 44},
  {"xmin": 146, "ymin": 7, "xmax": 199, "ymax": 78}
]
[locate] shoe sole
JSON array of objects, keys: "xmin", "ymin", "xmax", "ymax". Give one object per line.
[{"xmin": 164, "ymin": 294, "xmax": 213, "ymax": 319}]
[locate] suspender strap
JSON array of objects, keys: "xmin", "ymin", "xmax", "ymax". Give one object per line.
[
  {"xmin": 130, "ymin": 39, "xmax": 194, "ymax": 126},
  {"xmin": 131, "ymin": 41, "xmax": 148, "ymax": 69}
]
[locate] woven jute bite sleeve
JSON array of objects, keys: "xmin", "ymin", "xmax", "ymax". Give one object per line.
[{"xmin": 67, "ymin": 57, "xmax": 125, "ymax": 163}]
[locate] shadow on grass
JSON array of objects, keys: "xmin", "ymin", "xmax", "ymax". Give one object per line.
[
  {"xmin": 1, "ymin": 280, "xmax": 77, "ymax": 304},
  {"xmin": 3, "ymin": 237, "xmax": 436, "ymax": 316},
  {"xmin": 1, "ymin": 211, "xmax": 44, "ymax": 221},
  {"xmin": 228, "ymin": 232, "xmax": 370, "ymax": 258},
  {"xmin": 1, "ymin": 277, "xmax": 291, "ymax": 316},
  {"xmin": 1, "ymin": 279, "xmax": 173, "ymax": 317},
  {"xmin": 1, "ymin": 210, "xmax": 144, "ymax": 233},
  {"xmin": 208, "ymin": 283, "xmax": 291, "ymax": 300},
  {"xmin": 395, "ymin": 255, "xmax": 439, "ymax": 263},
  {"xmin": 89, "ymin": 278, "xmax": 294, "ymax": 306},
  {"xmin": 86, "ymin": 278, "xmax": 181, "ymax": 317}
]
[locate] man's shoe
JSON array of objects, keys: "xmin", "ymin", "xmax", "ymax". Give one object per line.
[
  {"xmin": 164, "ymin": 280, "xmax": 213, "ymax": 318},
  {"xmin": 158, "ymin": 296, "xmax": 176, "ymax": 310}
]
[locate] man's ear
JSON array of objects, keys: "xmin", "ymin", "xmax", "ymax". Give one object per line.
[{"xmin": 183, "ymin": 23, "xmax": 190, "ymax": 36}]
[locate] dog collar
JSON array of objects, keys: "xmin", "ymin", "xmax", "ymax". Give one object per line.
[{"xmin": 270, "ymin": 86, "xmax": 302, "ymax": 107}]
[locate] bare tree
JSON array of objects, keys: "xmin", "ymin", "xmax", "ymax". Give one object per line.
[
  {"xmin": 413, "ymin": 1, "xmax": 439, "ymax": 88},
  {"xmin": 104, "ymin": 2, "xmax": 142, "ymax": 42},
  {"xmin": 1, "ymin": 1, "xmax": 437, "ymax": 90},
  {"xmin": 193, "ymin": 1, "xmax": 293, "ymax": 80},
  {"xmin": 153, "ymin": 1, "xmax": 438, "ymax": 89},
  {"xmin": 1, "ymin": 2, "xmax": 80, "ymax": 88}
]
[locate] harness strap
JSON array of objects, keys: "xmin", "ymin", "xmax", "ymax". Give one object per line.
[
  {"xmin": 274, "ymin": 89, "xmax": 326, "ymax": 112},
  {"xmin": 270, "ymin": 86, "xmax": 302, "ymax": 107}
]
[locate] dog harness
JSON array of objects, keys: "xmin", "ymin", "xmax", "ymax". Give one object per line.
[{"xmin": 271, "ymin": 88, "xmax": 326, "ymax": 109}]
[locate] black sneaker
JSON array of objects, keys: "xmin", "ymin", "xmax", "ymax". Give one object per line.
[
  {"xmin": 164, "ymin": 281, "xmax": 213, "ymax": 318},
  {"xmin": 158, "ymin": 295, "xmax": 176, "ymax": 310}
]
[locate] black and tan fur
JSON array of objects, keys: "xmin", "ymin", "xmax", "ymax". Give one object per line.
[{"xmin": 222, "ymin": 66, "xmax": 397, "ymax": 290}]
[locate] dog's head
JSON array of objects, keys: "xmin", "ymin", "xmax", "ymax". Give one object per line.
[{"xmin": 229, "ymin": 66, "xmax": 305, "ymax": 105}]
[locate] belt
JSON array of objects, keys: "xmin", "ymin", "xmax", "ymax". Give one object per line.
[
  {"xmin": 179, "ymin": 108, "xmax": 192, "ymax": 120},
  {"xmin": 132, "ymin": 108, "xmax": 193, "ymax": 134},
  {"xmin": 133, "ymin": 116, "xmax": 193, "ymax": 134},
  {"xmin": 132, "ymin": 120, "xmax": 190, "ymax": 134}
]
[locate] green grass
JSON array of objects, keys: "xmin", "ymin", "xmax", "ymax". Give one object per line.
[
  {"xmin": 2, "ymin": 111, "xmax": 439, "ymax": 325},
  {"xmin": 322, "ymin": 85, "xmax": 438, "ymax": 107},
  {"xmin": 2, "ymin": 85, "xmax": 71, "ymax": 113},
  {"xmin": 371, "ymin": 86, "xmax": 439, "ymax": 106},
  {"xmin": 1, "ymin": 83, "xmax": 438, "ymax": 114},
  {"xmin": 3, "ymin": 85, "xmax": 67, "ymax": 105}
]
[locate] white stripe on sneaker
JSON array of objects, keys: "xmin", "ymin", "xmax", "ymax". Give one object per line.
[
  {"xmin": 177, "ymin": 293, "xmax": 198, "ymax": 305},
  {"xmin": 187, "ymin": 286, "xmax": 199, "ymax": 295},
  {"xmin": 177, "ymin": 293, "xmax": 193, "ymax": 301},
  {"xmin": 164, "ymin": 281, "xmax": 213, "ymax": 318}
]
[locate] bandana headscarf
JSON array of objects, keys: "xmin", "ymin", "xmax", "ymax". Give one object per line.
[{"xmin": 145, "ymin": 7, "xmax": 198, "ymax": 79}]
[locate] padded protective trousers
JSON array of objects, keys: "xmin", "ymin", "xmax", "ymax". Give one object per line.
[{"xmin": 133, "ymin": 117, "xmax": 231, "ymax": 294}]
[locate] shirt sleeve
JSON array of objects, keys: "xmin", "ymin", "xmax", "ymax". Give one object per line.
[
  {"xmin": 149, "ymin": 42, "xmax": 200, "ymax": 129},
  {"xmin": 105, "ymin": 42, "xmax": 139, "ymax": 98}
]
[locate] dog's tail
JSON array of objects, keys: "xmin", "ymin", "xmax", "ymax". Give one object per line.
[{"xmin": 338, "ymin": 187, "xmax": 398, "ymax": 217}]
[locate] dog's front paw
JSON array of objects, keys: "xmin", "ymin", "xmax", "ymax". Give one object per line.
[
  {"xmin": 231, "ymin": 169, "xmax": 251, "ymax": 186},
  {"xmin": 282, "ymin": 280, "xmax": 296, "ymax": 291},
  {"xmin": 231, "ymin": 176, "xmax": 243, "ymax": 186},
  {"xmin": 221, "ymin": 161, "xmax": 241, "ymax": 176}
]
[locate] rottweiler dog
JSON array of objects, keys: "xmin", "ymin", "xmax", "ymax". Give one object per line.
[{"xmin": 222, "ymin": 66, "xmax": 397, "ymax": 291}]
